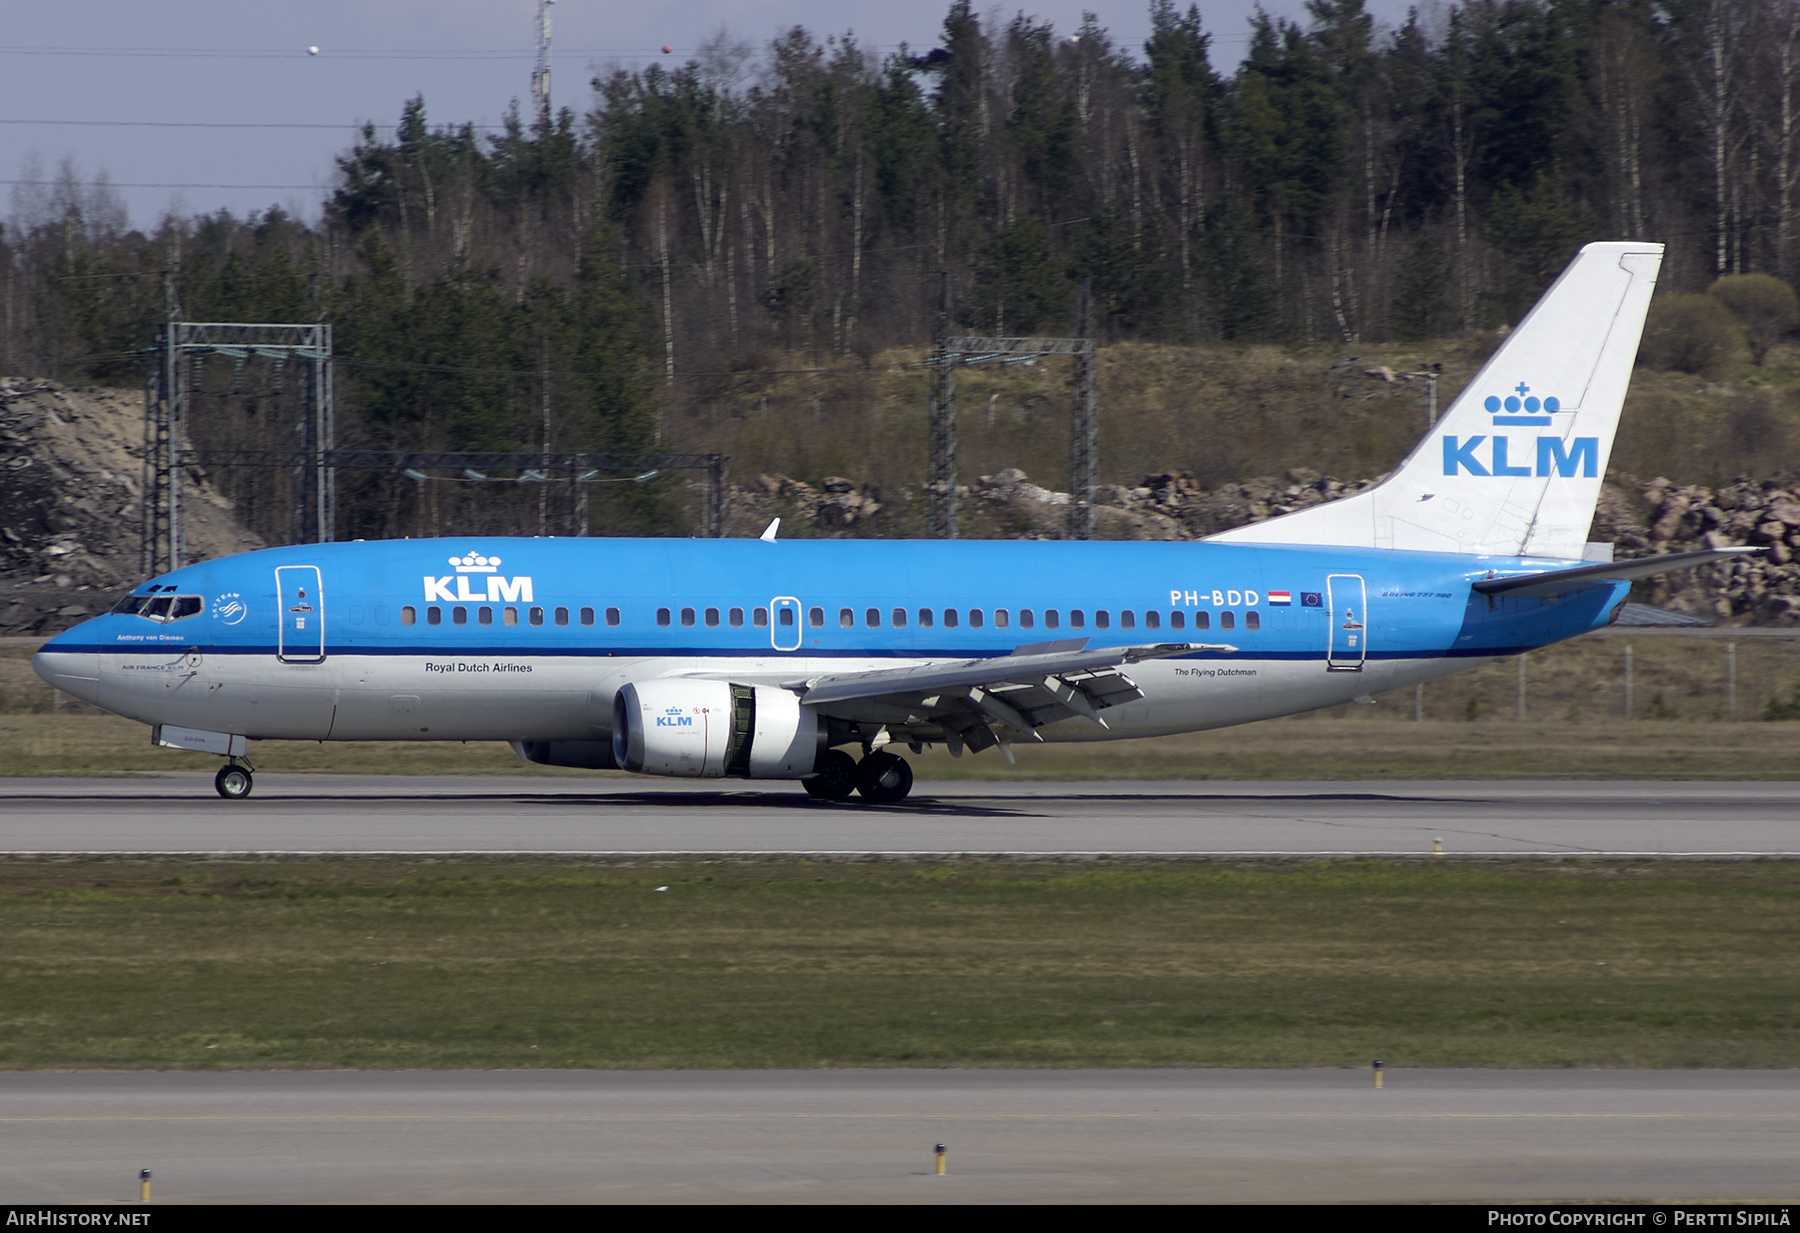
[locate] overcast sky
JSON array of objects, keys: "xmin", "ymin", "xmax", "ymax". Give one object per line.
[{"xmin": 2, "ymin": 0, "xmax": 1423, "ymax": 229}]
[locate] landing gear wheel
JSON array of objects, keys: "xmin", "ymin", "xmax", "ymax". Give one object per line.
[
  {"xmin": 803, "ymin": 749, "xmax": 858, "ymax": 800},
  {"xmin": 215, "ymin": 763, "xmax": 253, "ymax": 800},
  {"xmin": 855, "ymin": 751, "xmax": 914, "ymax": 804}
]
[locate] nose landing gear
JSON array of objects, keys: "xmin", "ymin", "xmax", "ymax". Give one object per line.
[{"xmin": 214, "ymin": 760, "xmax": 254, "ymax": 800}]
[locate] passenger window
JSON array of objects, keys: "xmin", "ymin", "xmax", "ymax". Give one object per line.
[
  {"xmin": 808, "ymin": 607, "xmax": 824, "ymax": 627},
  {"xmin": 777, "ymin": 609, "xmax": 792, "ymax": 627},
  {"xmin": 1045, "ymin": 610, "xmax": 1060, "ymax": 630},
  {"xmin": 606, "ymin": 608, "xmax": 621, "ymax": 627},
  {"xmin": 729, "ymin": 608, "xmax": 744, "ymax": 627},
  {"xmin": 944, "ymin": 609, "xmax": 959, "ymax": 628},
  {"xmin": 376, "ymin": 606, "xmax": 390, "ymax": 626},
  {"xmin": 705, "ymin": 608, "xmax": 720, "ymax": 627},
  {"xmin": 994, "ymin": 609, "xmax": 1009, "ymax": 628},
  {"xmin": 1020, "ymin": 609, "xmax": 1034, "ymax": 629},
  {"xmin": 757, "ymin": 608, "xmax": 772, "ymax": 627},
  {"xmin": 555, "ymin": 607, "xmax": 569, "ymax": 627},
  {"xmin": 529, "ymin": 607, "xmax": 544, "ymax": 626},
  {"xmin": 1070, "ymin": 610, "xmax": 1085, "ymax": 629},
  {"xmin": 1246, "ymin": 610, "xmax": 1260, "ymax": 630},
  {"xmin": 1221, "ymin": 611, "xmax": 1236, "ymax": 631},
  {"xmin": 917, "ymin": 609, "xmax": 934, "ymax": 628},
  {"xmin": 453, "ymin": 606, "xmax": 468, "ymax": 626},
  {"xmin": 1170, "ymin": 611, "xmax": 1185, "ymax": 630},
  {"xmin": 866, "ymin": 608, "xmax": 880, "ymax": 628},
  {"xmin": 891, "ymin": 608, "xmax": 908, "ymax": 628},
  {"xmin": 1095, "ymin": 611, "xmax": 1109, "ymax": 630},
  {"xmin": 969, "ymin": 609, "xmax": 984, "ymax": 628},
  {"xmin": 839, "ymin": 608, "xmax": 854, "ymax": 628},
  {"xmin": 681, "ymin": 608, "xmax": 696, "ymax": 627},
  {"xmin": 1121, "ymin": 610, "xmax": 1134, "ymax": 630},
  {"xmin": 427, "ymin": 606, "xmax": 442, "ymax": 626},
  {"xmin": 401, "ymin": 606, "xmax": 417, "ymax": 626},
  {"xmin": 1195, "ymin": 611, "xmax": 1211, "ymax": 630},
  {"xmin": 477, "ymin": 606, "xmax": 493, "ymax": 626},
  {"xmin": 503, "ymin": 607, "xmax": 518, "ymax": 626},
  {"xmin": 657, "ymin": 609, "xmax": 671, "ymax": 627},
  {"xmin": 580, "ymin": 607, "xmax": 595, "ymax": 626},
  {"xmin": 1145, "ymin": 610, "xmax": 1159, "ymax": 630}
]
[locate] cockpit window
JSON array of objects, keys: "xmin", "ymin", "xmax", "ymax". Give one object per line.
[{"xmin": 118, "ymin": 593, "xmax": 204, "ymax": 623}]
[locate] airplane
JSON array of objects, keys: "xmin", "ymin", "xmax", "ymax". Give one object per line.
[{"xmin": 32, "ymin": 241, "xmax": 1751, "ymax": 803}]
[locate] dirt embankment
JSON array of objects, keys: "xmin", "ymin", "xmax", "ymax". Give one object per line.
[{"xmin": 0, "ymin": 380, "xmax": 262, "ymax": 635}]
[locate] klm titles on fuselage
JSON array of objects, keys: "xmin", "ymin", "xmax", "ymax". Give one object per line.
[
  {"xmin": 1442, "ymin": 382, "xmax": 1598, "ymax": 478},
  {"xmin": 422, "ymin": 552, "xmax": 535, "ymax": 603}
]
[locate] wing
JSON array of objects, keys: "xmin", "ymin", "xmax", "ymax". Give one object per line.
[
  {"xmin": 1470, "ymin": 547, "xmax": 1761, "ymax": 599},
  {"xmin": 783, "ymin": 638, "xmax": 1234, "ymax": 757}
]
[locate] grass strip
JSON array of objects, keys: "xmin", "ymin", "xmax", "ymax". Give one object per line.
[{"xmin": 0, "ymin": 857, "xmax": 1796, "ymax": 1070}]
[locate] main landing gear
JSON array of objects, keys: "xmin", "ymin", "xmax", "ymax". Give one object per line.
[
  {"xmin": 803, "ymin": 748, "xmax": 915, "ymax": 803},
  {"xmin": 214, "ymin": 760, "xmax": 254, "ymax": 800}
]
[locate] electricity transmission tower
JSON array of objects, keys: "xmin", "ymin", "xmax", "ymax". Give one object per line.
[{"xmin": 927, "ymin": 276, "xmax": 1098, "ymax": 540}]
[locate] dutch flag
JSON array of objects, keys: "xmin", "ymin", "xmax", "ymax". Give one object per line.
[{"xmin": 1268, "ymin": 591, "xmax": 1292, "ymax": 605}]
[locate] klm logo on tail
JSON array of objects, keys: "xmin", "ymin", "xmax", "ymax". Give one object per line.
[{"xmin": 1443, "ymin": 381, "xmax": 1595, "ymax": 477}]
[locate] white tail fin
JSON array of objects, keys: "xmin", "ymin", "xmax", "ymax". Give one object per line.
[{"xmin": 1210, "ymin": 241, "xmax": 1663, "ymax": 558}]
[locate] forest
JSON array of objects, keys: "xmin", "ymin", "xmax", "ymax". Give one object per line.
[{"xmin": 2, "ymin": 0, "xmax": 1797, "ymax": 541}]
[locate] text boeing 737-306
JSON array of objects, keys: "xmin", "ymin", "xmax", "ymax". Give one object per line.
[{"xmin": 33, "ymin": 242, "xmax": 1752, "ymax": 802}]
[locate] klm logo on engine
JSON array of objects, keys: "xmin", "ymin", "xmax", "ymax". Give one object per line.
[
  {"xmin": 657, "ymin": 706, "xmax": 695, "ymax": 728},
  {"xmin": 422, "ymin": 551, "xmax": 535, "ymax": 603},
  {"xmin": 1442, "ymin": 435, "xmax": 1598, "ymax": 478}
]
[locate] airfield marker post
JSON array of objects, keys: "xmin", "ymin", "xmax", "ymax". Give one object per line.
[
  {"xmin": 1373, "ymin": 1060, "xmax": 1384, "ymax": 1089},
  {"xmin": 139, "ymin": 1169, "xmax": 151, "ymax": 1202},
  {"xmin": 935, "ymin": 1143, "xmax": 947, "ymax": 1175}
]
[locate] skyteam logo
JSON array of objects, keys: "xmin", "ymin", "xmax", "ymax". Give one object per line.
[
  {"xmin": 209, "ymin": 592, "xmax": 247, "ymax": 625},
  {"xmin": 1484, "ymin": 381, "xmax": 1561, "ymax": 426},
  {"xmin": 1444, "ymin": 382, "xmax": 1596, "ymax": 478},
  {"xmin": 424, "ymin": 550, "xmax": 534, "ymax": 603}
]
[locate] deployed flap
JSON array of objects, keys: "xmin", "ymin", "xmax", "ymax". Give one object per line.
[
  {"xmin": 1470, "ymin": 547, "xmax": 1760, "ymax": 598},
  {"xmin": 790, "ymin": 641, "xmax": 1228, "ymax": 708},
  {"xmin": 787, "ymin": 640, "xmax": 1230, "ymax": 747},
  {"xmin": 1209, "ymin": 242, "xmax": 1664, "ymax": 559}
]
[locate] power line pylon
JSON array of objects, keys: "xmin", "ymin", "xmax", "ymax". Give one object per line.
[{"xmin": 531, "ymin": 0, "xmax": 554, "ymax": 131}]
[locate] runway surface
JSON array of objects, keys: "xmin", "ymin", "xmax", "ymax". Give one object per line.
[
  {"xmin": 3, "ymin": 1069, "xmax": 1796, "ymax": 1204},
  {"xmin": 2, "ymin": 775, "xmax": 1799, "ymax": 857}
]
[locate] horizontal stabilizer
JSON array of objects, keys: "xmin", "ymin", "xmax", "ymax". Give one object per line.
[{"xmin": 1471, "ymin": 547, "xmax": 1761, "ymax": 598}]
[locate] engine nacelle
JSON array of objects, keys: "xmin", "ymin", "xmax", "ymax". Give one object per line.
[{"xmin": 611, "ymin": 679, "xmax": 821, "ymax": 779}]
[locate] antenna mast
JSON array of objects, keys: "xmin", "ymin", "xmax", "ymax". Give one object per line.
[{"xmin": 531, "ymin": 0, "xmax": 554, "ymax": 130}]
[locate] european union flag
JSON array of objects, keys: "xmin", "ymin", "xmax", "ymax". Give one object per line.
[{"xmin": 1301, "ymin": 591, "xmax": 1323, "ymax": 607}]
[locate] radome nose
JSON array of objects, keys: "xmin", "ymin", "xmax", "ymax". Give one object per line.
[{"xmin": 32, "ymin": 647, "xmax": 101, "ymax": 706}]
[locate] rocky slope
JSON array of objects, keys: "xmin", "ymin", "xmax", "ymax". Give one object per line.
[{"xmin": 0, "ymin": 380, "xmax": 262, "ymax": 635}]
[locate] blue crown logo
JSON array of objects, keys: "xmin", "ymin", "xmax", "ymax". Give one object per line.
[{"xmin": 1484, "ymin": 383, "xmax": 1559, "ymax": 426}]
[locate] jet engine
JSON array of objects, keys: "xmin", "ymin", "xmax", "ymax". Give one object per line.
[{"xmin": 611, "ymin": 679, "xmax": 822, "ymax": 779}]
